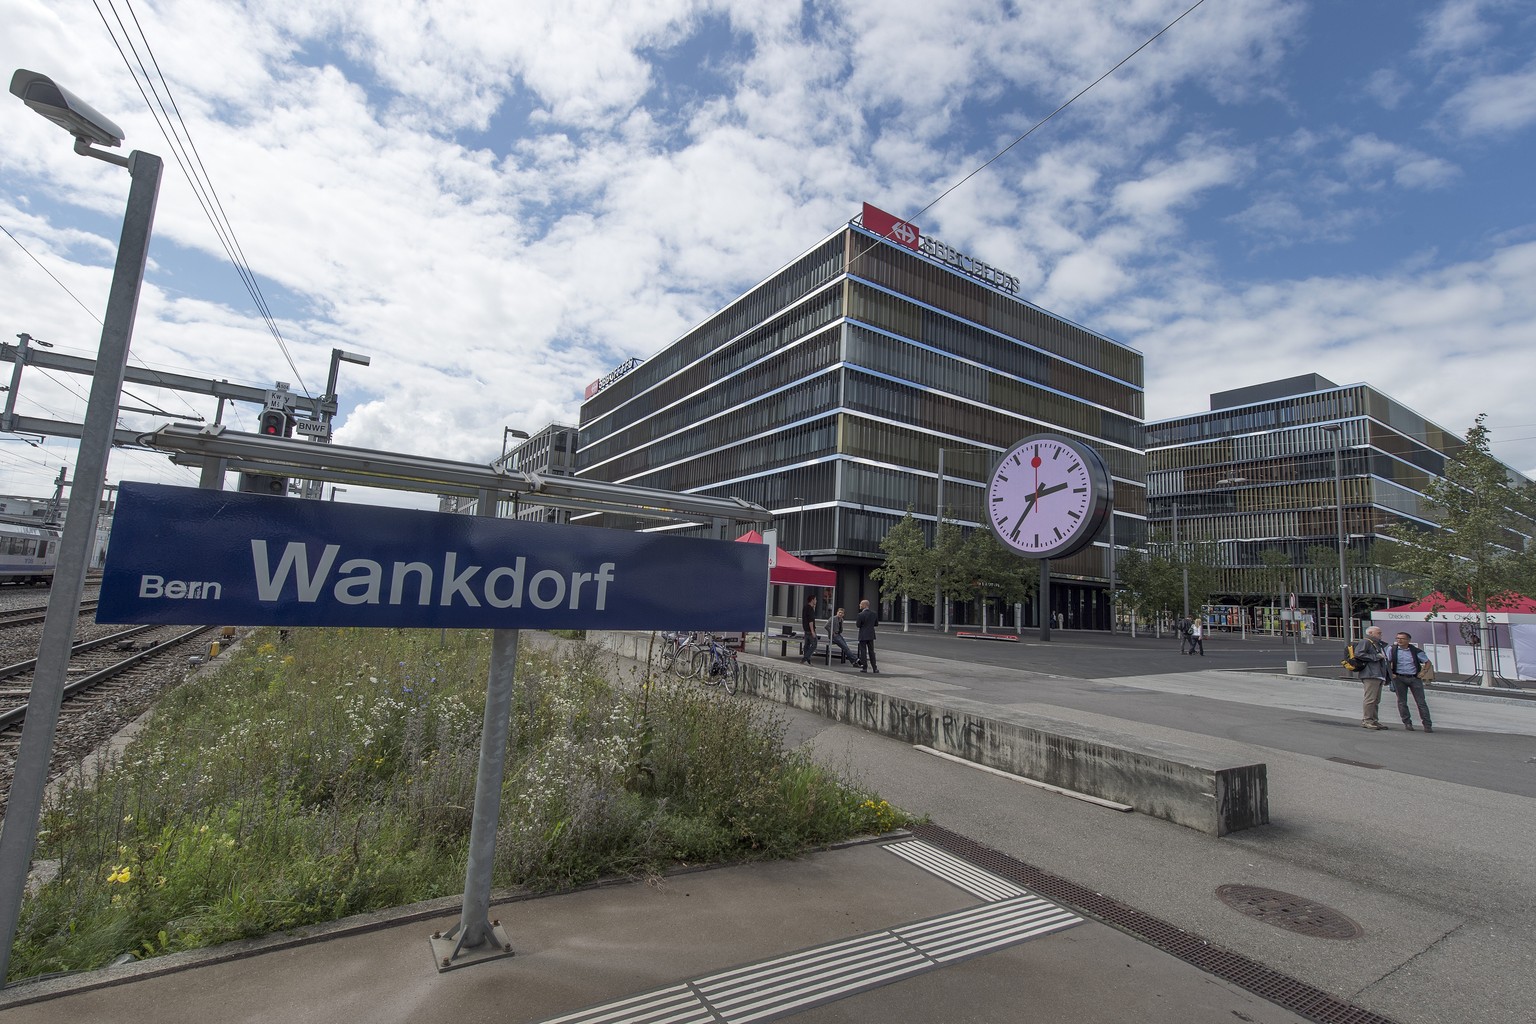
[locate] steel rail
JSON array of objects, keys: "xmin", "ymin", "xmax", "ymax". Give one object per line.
[{"xmin": 0, "ymin": 626, "xmax": 210, "ymax": 732}]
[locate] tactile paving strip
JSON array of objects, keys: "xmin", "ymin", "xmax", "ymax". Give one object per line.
[{"xmin": 534, "ymin": 841, "xmax": 1081, "ymax": 1024}]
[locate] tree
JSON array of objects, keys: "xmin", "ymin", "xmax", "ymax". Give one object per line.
[
  {"xmin": 1115, "ymin": 547, "xmax": 1179, "ymax": 637},
  {"xmin": 872, "ymin": 508, "xmax": 931, "ymax": 631},
  {"xmin": 1381, "ymin": 415, "xmax": 1536, "ymax": 685},
  {"xmin": 958, "ymin": 529, "xmax": 1036, "ymax": 632}
]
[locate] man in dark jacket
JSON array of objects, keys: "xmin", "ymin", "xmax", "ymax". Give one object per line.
[
  {"xmin": 800, "ymin": 595, "xmax": 819, "ymax": 664},
  {"xmin": 1355, "ymin": 625, "xmax": 1391, "ymax": 730},
  {"xmin": 855, "ymin": 598, "xmax": 879, "ymax": 674},
  {"xmin": 1387, "ymin": 631, "xmax": 1434, "ymax": 732}
]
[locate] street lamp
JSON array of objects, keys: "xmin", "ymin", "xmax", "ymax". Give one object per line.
[
  {"xmin": 501, "ymin": 426, "xmax": 530, "ymax": 462},
  {"xmin": 1322, "ymin": 423, "xmax": 1349, "ymax": 643},
  {"xmin": 935, "ymin": 444, "xmax": 994, "ymax": 631},
  {"xmin": 1172, "ymin": 499, "xmax": 1189, "ymax": 617},
  {"xmin": 0, "ymin": 69, "xmax": 164, "ymax": 983}
]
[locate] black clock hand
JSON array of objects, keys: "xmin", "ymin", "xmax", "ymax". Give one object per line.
[
  {"xmin": 1034, "ymin": 481, "xmax": 1070, "ymax": 499},
  {"xmin": 1010, "ymin": 494, "xmax": 1038, "ymax": 537}
]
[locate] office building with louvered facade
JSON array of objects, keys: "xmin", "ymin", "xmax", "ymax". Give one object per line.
[
  {"xmin": 576, "ymin": 206, "xmax": 1145, "ymax": 628},
  {"xmin": 1144, "ymin": 373, "xmax": 1533, "ymax": 636}
]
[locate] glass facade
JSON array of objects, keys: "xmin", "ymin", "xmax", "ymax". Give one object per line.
[
  {"xmin": 577, "ymin": 219, "xmax": 1146, "ymax": 628},
  {"xmin": 1146, "ymin": 378, "xmax": 1527, "ymax": 632}
]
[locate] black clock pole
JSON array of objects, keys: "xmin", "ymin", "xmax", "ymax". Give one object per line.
[{"xmin": 1039, "ymin": 557, "xmax": 1051, "ymax": 641}]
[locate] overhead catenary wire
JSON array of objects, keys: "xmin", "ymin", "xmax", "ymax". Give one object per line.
[
  {"xmin": 853, "ymin": 0, "xmax": 1211, "ymax": 261},
  {"xmin": 90, "ymin": 0, "xmax": 313, "ymax": 400}
]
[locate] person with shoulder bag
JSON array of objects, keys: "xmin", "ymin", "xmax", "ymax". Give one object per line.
[
  {"xmin": 1387, "ymin": 631, "xmax": 1434, "ymax": 732},
  {"xmin": 1354, "ymin": 626, "xmax": 1391, "ymax": 730}
]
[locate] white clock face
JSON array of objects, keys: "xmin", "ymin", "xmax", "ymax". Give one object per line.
[{"xmin": 987, "ymin": 435, "xmax": 1109, "ymax": 558}]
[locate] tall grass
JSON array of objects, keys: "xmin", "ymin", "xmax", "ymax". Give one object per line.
[{"xmin": 9, "ymin": 629, "xmax": 906, "ymax": 982}]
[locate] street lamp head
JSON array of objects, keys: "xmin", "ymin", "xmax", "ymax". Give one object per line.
[{"xmin": 10, "ymin": 70, "xmax": 124, "ymax": 148}]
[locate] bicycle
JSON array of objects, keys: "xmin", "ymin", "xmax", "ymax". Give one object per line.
[
  {"xmin": 656, "ymin": 630, "xmax": 695, "ymax": 675},
  {"xmin": 690, "ymin": 633, "xmax": 740, "ymax": 694},
  {"xmin": 671, "ymin": 631, "xmax": 705, "ymax": 680}
]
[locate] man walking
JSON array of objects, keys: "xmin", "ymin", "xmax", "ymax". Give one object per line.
[
  {"xmin": 1355, "ymin": 625, "xmax": 1391, "ymax": 730},
  {"xmin": 1388, "ymin": 631, "xmax": 1434, "ymax": 732},
  {"xmin": 855, "ymin": 598, "xmax": 879, "ymax": 674}
]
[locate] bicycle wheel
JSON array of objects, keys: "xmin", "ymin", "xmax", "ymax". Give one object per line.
[
  {"xmin": 658, "ymin": 643, "xmax": 678, "ymax": 674},
  {"xmin": 724, "ymin": 654, "xmax": 740, "ymax": 695},
  {"xmin": 678, "ymin": 647, "xmax": 705, "ymax": 680}
]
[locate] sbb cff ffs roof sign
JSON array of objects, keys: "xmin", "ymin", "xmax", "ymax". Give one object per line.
[{"xmin": 98, "ymin": 483, "xmax": 769, "ymax": 630}]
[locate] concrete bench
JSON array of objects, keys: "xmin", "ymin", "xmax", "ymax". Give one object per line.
[{"xmin": 588, "ymin": 631, "xmax": 1268, "ymax": 836}]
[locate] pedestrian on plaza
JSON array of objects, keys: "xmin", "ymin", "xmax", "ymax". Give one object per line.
[
  {"xmin": 1188, "ymin": 618, "xmax": 1204, "ymax": 656},
  {"xmin": 1388, "ymin": 631, "xmax": 1434, "ymax": 732},
  {"xmin": 828, "ymin": 607, "xmax": 857, "ymax": 666},
  {"xmin": 855, "ymin": 599, "xmax": 879, "ymax": 674},
  {"xmin": 1355, "ymin": 625, "xmax": 1391, "ymax": 730},
  {"xmin": 1177, "ymin": 615, "xmax": 1193, "ymax": 654},
  {"xmin": 800, "ymin": 594, "xmax": 819, "ymax": 664}
]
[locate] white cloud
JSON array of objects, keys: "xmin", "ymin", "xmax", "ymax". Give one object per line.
[{"xmin": 1439, "ymin": 61, "xmax": 1536, "ymax": 135}]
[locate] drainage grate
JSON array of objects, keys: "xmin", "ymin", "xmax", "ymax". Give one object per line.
[
  {"xmin": 909, "ymin": 822, "xmax": 1402, "ymax": 1024},
  {"xmin": 1215, "ymin": 885, "xmax": 1363, "ymax": 940}
]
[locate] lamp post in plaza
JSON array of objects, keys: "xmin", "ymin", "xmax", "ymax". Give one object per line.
[
  {"xmin": 0, "ymin": 69, "xmax": 164, "ymax": 982},
  {"xmin": 935, "ymin": 444, "xmax": 994, "ymax": 631},
  {"xmin": 1321, "ymin": 423, "xmax": 1350, "ymax": 643}
]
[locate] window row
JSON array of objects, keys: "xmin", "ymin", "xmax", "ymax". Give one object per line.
[
  {"xmin": 597, "ymin": 416, "xmax": 840, "ymax": 494},
  {"xmin": 582, "ymin": 235, "xmax": 846, "ymax": 420},
  {"xmin": 844, "ymin": 323, "xmax": 1141, "ymax": 445},
  {"xmin": 1146, "ymin": 388, "xmax": 1364, "ymax": 447},
  {"xmin": 581, "ymin": 286, "xmax": 843, "ymax": 443},
  {"xmin": 839, "ymin": 375, "xmax": 1146, "ymax": 483},
  {"xmin": 846, "ymin": 283, "xmax": 1143, "ymax": 418},
  {"xmin": 581, "ymin": 325, "xmax": 841, "ymax": 470},
  {"xmin": 846, "ymin": 237, "xmax": 1143, "ymax": 385}
]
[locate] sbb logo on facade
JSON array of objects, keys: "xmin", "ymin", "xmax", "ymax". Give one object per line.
[
  {"xmin": 860, "ymin": 201, "xmax": 1018, "ymax": 294},
  {"xmin": 98, "ymin": 483, "xmax": 768, "ymax": 631}
]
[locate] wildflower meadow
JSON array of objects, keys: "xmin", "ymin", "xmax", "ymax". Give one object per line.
[{"xmin": 9, "ymin": 628, "xmax": 907, "ymax": 982}]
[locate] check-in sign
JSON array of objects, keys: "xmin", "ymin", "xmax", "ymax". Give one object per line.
[{"xmin": 98, "ymin": 483, "xmax": 769, "ymax": 630}]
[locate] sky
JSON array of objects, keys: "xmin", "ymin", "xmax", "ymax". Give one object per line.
[{"xmin": 2, "ymin": 0, "xmax": 1534, "ymax": 512}]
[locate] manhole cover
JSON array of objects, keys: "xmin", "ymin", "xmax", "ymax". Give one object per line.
[{"xmin": 1215, "ymin": 885, "xmax": 1363, "ymax": 939}]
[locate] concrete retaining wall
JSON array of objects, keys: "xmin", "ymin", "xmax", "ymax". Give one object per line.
[{"xmin": 592, "ymin": 632, "xmax": 1269, "ymax": 837}]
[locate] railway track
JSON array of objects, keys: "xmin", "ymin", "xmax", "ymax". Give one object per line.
[
  {"xmin": 0, "ymin": 599, "xmax": 100, "ymax": 628},
  {"xmin": 0, "ymin": 622, "xmax": 221, "ymax": 816}
]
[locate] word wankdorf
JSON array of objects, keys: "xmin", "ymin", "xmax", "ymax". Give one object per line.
[
  {"xmin": 918, "ymin": 235, "xmax": 1019, "ymax": 294},
  {"xmin": 141, "ymin": 540, "xmax": 618, "ymax": 609}
]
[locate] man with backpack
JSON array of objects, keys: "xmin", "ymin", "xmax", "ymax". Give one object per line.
[
  {"xmin": 1388, "ymin": 631, "xmax": 1435, "ymax": 732},
  {"xmin": 1177, "ymin": 615, "xmax": 1193, "ymax": 654}
]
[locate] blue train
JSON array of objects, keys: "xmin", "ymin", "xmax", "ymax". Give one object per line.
[{"xmin": 0, "ymin": 521, "xmax": 60, "ymax": 585}]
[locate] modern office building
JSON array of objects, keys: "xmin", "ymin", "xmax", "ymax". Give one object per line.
[
  {"xmin": 1144, "ymin": 373, "xmax": 1529, "ymax": 635},
  {"xmin": 492, "ymin": 423, "xmax": 578, "ymax": 523},
  {"xmin": 575, "ymin": 205, "xmax": 1145, "ymax": 628}
]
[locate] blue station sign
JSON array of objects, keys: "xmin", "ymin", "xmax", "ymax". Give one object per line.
[{"xmin": 98, "ymin": 483, "xmax": 769, "ymax": 630}]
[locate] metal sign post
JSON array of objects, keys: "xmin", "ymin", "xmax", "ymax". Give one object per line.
[{"xmin": 430, "ymin": 626, "xmax": 518, "ymax": 969}]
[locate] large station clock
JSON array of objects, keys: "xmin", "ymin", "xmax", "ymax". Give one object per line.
[{"xmin": 986, "ymin": 434, "xmax": 1110, "ymax": 560}]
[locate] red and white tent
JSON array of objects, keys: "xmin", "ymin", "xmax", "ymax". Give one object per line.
[
  {"xmin": 1372, "ymin": 592, "xmax": 1536, "ymax": 680},
  {"xmin": 735, "ymin": 530, "xmax": 836, "ymax": 587}
]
